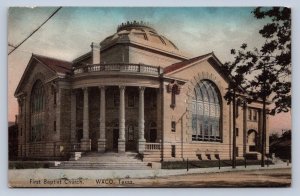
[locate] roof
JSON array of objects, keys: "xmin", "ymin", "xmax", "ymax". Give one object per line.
[
  {"xmin": 14, "ymin": 54, "xmax": 73, "ymax": 97},
  {"xmin": 163, "ymin": 52, "xmax": 213, "ymax": 74},
  {"xmin": 72, "ymin": 51, "xmax": 91, "ymax": 64},
  {"xmin": 32, "ymin": 54, "xmax": 73, "ymax": 74},
  {"xmin": 100, "ymin": 21, "xmax": 187, "ymax": 59}
]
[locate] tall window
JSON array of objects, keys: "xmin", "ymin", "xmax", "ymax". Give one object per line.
[
  {"xmin": 171, "ymin": 121, "xmax": 176, "ymax": 132},
  {"xmin": 53, "ymin": 90, "xmax": 57, "ymax": 105},
  {"xmin": 171, "ymin": 86, "xmax": 177, "ymax": 108},
  {"xmin": 127, "ymin": 94, "xmax": 135, "ymax": 107},
  {"xmin": 171, "ymin": 145, "xmax": 176, "ymax": 157},
  {"xmin": 30, "ymin": 80, "xmax": 45, "ymax": 142},
  {"xmin": 114, "ymin": 91, "xmax": 120, "ymax": 107},
  {"xmin": 248, "ymin": 109, "xmax": 252, "ymax": 120},
  {"xmin": 192, "ymin": 80, "xmax": 221, "ymax": 142},
  {"xmin": 127, "ymin": 125, "xmax": 134, "ymax": 141},
  {"xmin": 253, "ymin": 110, "xmax": 257, "ymax": 121}
]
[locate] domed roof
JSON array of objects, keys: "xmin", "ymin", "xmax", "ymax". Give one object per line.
[{"xmin": 100, "ymin": 21, "xmax": 183, "ymax": 56}]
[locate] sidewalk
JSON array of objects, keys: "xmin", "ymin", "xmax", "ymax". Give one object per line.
[{"xmin": 8, "ymin": 163, "xmax": 291, "ymax": 181}]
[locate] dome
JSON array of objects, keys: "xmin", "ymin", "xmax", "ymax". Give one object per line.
[{"xmin": 100, "ymin": 21, "xmax": 181, "ymax": 55}]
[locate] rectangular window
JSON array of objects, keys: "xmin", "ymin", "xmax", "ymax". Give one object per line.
[
  {"xmin": 171, "ymin": 145, "xmax": 176, "ymax": 158},
  {"xmin": 54, "ymin": 121, "xmax": 56, "ymax": 132},
  {"xmin": 200, "ymin": 124, "xmax": 203, "ymax": 135},
  {"xmin": 235, "ymin": 103, "xmax": 239, "ymax": 118},
  {"xmin": 253, "ymin": 110, "xmax": 257, "ymax": 121},
  {"xmin": 249, "ymin": 145, "xmax": 256, "ymax": 152},
  {"xmin": 171, "ymin": 90, "xmax": 176, "ymax": 108},
  {"xmin": 127, "ymin": 125, "xmax": 134, "ymax": 141},
  {"xmin": 114, "ymin": 93, "xmax": 120, "ymax": 107},
  {"xmin": 54, "ymin": 91, "xmax": 57, "ymax": 105},
  {"xmin": 152, "ymin": 94, "xmax": 157, "ymax": 108},
  {"xmin": 248, "ymin": 109, "xmax": 252, "ymax": 120},
  {"xmin": 128, "ymin": 94, "xmax": 135, "ymax": 107},
  {"xmin": 236, "ymin": 128, "xmax": 239, "ymax": 137},
  {"xmin": 171, "ymin": 121, "xmax": 176, "ymax": 132},
  {"xmin": 209, "ymin": 124, "xmax": 213, "ymax": 136}
]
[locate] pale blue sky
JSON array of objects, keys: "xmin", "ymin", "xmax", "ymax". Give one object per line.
[
  {"xmin": 8, "ymin": 7, "xmax": 266, "ymax": 61},
  {"xmin": 7, "ymin": 7, "xmax": 291, "ymax": 132}
]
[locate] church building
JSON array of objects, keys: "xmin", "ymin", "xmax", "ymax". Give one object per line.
[{"xmin": 14, "ymin": 21, "xmax": 269, "ymax": 163}]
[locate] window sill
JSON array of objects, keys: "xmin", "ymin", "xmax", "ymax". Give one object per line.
[
  {"xmin": 191, "ymin": 141, "xmax": 223, "ymax": 144},
  {"xmin": 247, "ymin": 120, "xmax": 258, "ymax": 122}
]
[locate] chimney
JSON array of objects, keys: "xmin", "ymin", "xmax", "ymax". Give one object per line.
[{"xmin": 91, "ymin": 42, "xmax": 100, "ymax": 64}]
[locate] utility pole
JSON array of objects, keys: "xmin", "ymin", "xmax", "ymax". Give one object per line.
[
  {"xmin": 232, "ymin": 90, "xmax": 237, "ymax": 168},
  {"xmin": 261, "ymin": 65, "xmax": 267, "ymax": 167}
]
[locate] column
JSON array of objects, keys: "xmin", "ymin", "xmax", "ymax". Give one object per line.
[
  {"xmin": 81, "ymin": 87, "xmax": 91, "ymax": 151},
  {"xmin": 70, "ymin": 90, "xmax": 76, "ymax": 143},
  {"xmin": 118, "ymin": 86, "xmax": 126, "ymax": 153},
  {"xmin": 55, "ymin": 88, "xmax": 61, "ymax": 141},
  {"xmin": 138, "ymin": 86, "xmax": 146, "ymax": 153},
  {"xmin": 98, "ymin": 86, "xmax": 106, "ymax": 152},
  {"xmin": 17, "ymin": 97, "xmax": 23, "ymax": 157}
]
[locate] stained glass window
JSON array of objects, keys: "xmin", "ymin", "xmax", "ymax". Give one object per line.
[
  {"xmin": 192, "ymin": 80, "xmax": 221, "ymax": 142},
  {"xmin": 30, "ymin": 80, "xmax": 45, "ymax": 142}
]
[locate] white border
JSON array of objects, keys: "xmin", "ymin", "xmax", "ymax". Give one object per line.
[{"xmin": 1, "ymin": 0, "xmax": 299, "ymax": 196}]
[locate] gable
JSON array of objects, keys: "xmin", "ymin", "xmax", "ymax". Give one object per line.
[
  {"xmin": 164, "ymin": 53, "xmax": 230, "ymax": 85},
  {"xmin": 14, "ymin": 54, "xmax": 72, "ymax": 97}
]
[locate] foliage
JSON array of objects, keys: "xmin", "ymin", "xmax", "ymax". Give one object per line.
[
  {"xmin": 223, "ymin": 7, "xmax": 291, "ymax": 115},
  {"xmin": 269, "ymin": 130, "xmax": 291, "ymax": 161}
]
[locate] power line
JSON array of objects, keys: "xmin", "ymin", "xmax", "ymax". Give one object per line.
[{"xmin": 8, "ymin": 7, "xmax": 62, "ymax": 56}]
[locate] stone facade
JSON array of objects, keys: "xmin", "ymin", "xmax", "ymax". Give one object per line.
[{"xmin": 14, "ymin": 21, "xmax": 269, "ymax": 162}]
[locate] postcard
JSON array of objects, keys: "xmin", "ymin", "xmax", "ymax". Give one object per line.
[{"xmin": 8, "ymin": 7, "xmax": 291, "ymax": 187}]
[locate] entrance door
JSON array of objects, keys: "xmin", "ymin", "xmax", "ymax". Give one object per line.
[
  {"xmin": 150, "ymin": 129, "xmax": 157, "ymax": 142},
  {"xmin": 76, "ymin": 129, "xmax": 83, "ymax": 143},
  {"xmin": 126, "ymin": 125, "xmax": 136, "ymax": 151},
  {"xmin": 113, "ymin": 129, "xmax": 119, "ymax": 151},
  {"xmin": 91, "ymin": 129, "xmax": 98, "ymax": 151}
]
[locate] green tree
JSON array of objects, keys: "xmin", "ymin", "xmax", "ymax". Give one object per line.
[{"xmin": 223, "ymin": 7, "xmax": 291, "ymax": 167}]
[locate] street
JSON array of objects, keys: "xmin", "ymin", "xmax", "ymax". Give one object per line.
[
  {"xmin": 130, "ymin": 168, "xmax": 291, "ymax": 187},
  {"xmin": 9, "ymin": 168, "xmax": 291, "ymax": 188}
]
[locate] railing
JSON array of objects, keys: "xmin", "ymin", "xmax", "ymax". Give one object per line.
[
  {"xmin": 21, "ymin": 141, "xmax": 81, "ymax": 157},
  {"xmin": 23, "ymin": 141, "xmax": 63, "ymax": 157},
  {"xmin": 73, "ymin": 63, "xmax": 161, "ymax": 76},
  {"xmin": 145, "ymin": 143, "xmax": 161, "ymax": 151},
  {"xmin": 192, "ymin": 135, "xmax": 222, "ymax": 142}
]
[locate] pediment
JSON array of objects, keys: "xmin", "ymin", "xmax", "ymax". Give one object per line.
[
  {"xmin": 164, "ymin": 53, "xmax": 230, "ymax": 85},
  {"xmin": 14, "ymin": 55, "xmax": 57, "ymax": 97}
]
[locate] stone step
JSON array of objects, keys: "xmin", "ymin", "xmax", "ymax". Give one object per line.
[
  {"xmin": 54, "ymin": 162, "xmax": 151, "ymax": 169},
  {"xmin": 57, "ymin": 151, "xmax": 154, "ymax": 169},
  {"xmin": 58, "ymin": 165, "xmax": 149, "ymax": 168},
  {"xmin": 59, "ymin": 162, "xmax": 148, "ymax": 166},
  {"xmin": 54, "ymin": 167, "xmax": 150, "ymax": 170}
]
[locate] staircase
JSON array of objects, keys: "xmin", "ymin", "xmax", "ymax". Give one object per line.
[
  {"xmin": 143, "ymin": 143, "xmax": 162, "ymax": 162},
  {"xmin": 54, "ymin": 152, "xmax": 152, "ymax": 170}
]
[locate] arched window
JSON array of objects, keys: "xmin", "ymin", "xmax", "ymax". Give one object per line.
[
  {"xmin": 30, "ymin": 80, "xmax": 45, "ymax": 142},
  {"xmin": 192, "ymin": 80, "xmax": 221, "ymax": 142}
]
